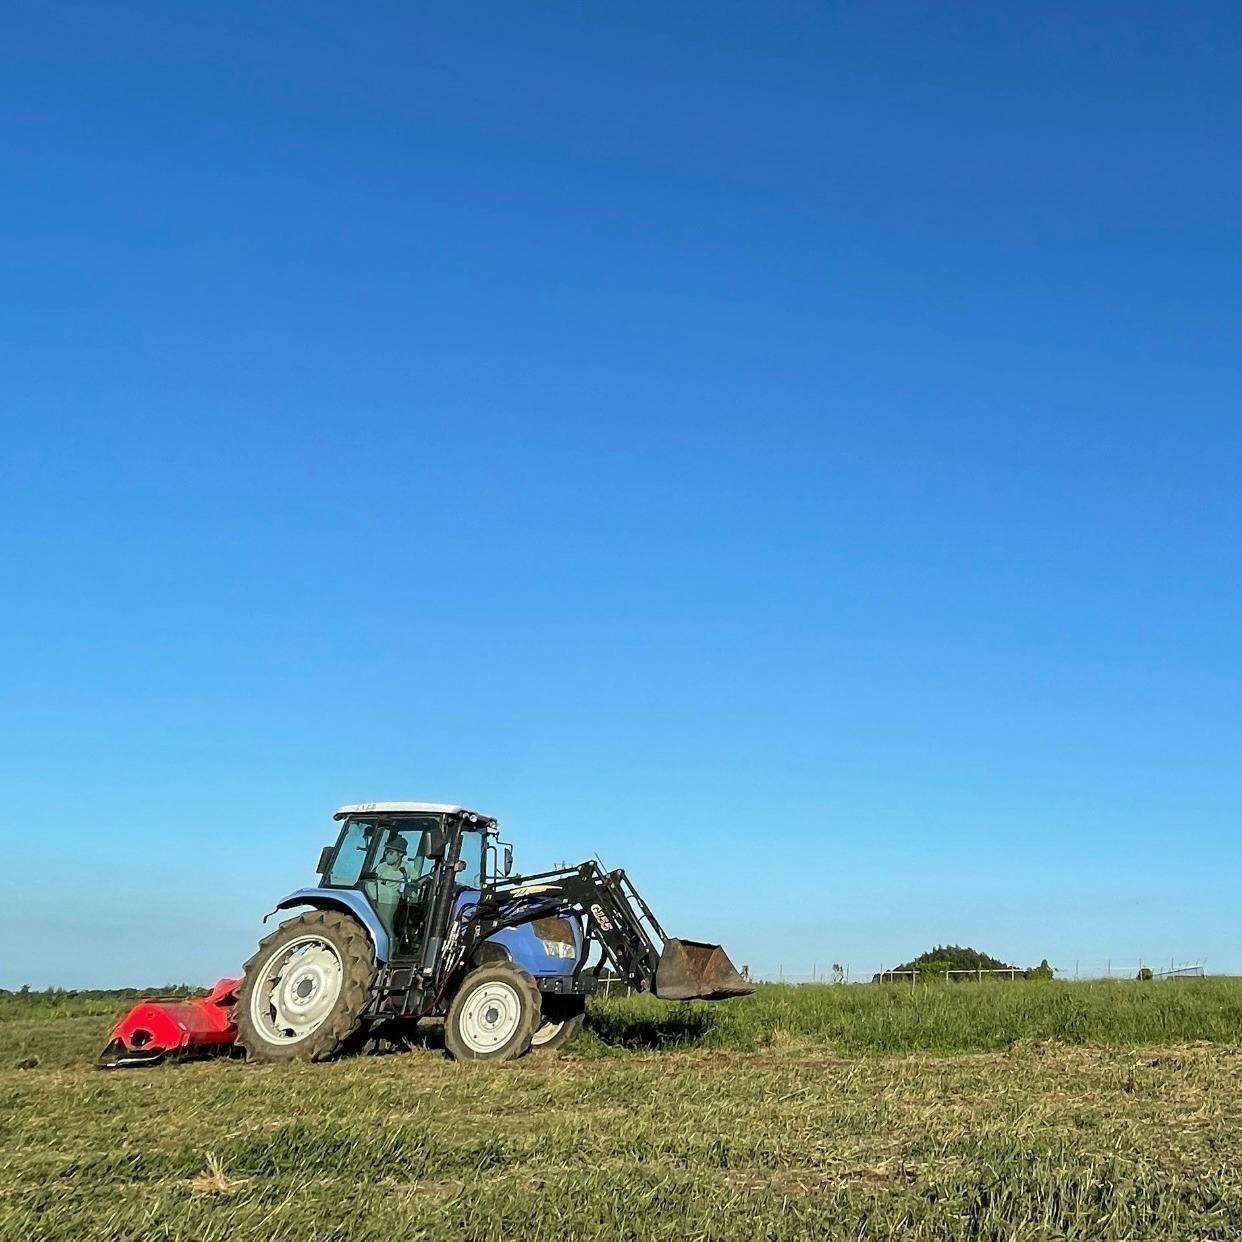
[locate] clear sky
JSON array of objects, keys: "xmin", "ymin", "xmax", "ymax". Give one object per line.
[{"xmin": 2, "ymin": 3, "xmax": 1239, "ymax": 988}]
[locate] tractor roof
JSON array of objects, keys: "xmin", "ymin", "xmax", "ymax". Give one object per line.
[{"xmin": 334, "ymin": 801, "xmax": 496, "ymax": 825}]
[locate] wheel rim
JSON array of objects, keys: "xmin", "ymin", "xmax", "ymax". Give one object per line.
[
  {"xmin": 531, "ymin": 1017, "xmax": 564, "ymax": 1047},
  {"xmin": 458, "ymin": 981, "xmax": 524, "ymax": 1053},
  {"xmin": 250, "ymin": 934, "xmax": 344, "ymax": 1045}
]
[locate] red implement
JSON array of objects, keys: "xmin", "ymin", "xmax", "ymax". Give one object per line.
[{"xmin": 98, "ymin": 977, "xmax": 241, "ymax": 1068}]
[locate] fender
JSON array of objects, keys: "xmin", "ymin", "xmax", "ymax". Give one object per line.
[{"xmin": 270, "ymin": 888, "xmax": 391, "ymax": 964}]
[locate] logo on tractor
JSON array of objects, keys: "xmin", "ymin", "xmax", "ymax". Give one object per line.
[{"xmin": 589, "ymin": 903, "xmax": 613, "ymax": 931}]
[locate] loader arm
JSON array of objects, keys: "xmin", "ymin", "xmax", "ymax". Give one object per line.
[{"xmin": 460, "ymin": 861, "xmax": 752, "ymax": 1001}]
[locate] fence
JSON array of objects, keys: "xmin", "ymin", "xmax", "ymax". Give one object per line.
[
  {"xmin": 947, "ymin": 968, "xmax": 1026, "ymax": 982},
  {"xmin": 747, "ymin": 959, "xmax": 1210, "ymax": 986},
  {"xmin": 875, "ymin": 967, "xmax": 1030, "ymax": 984},
  {"xmin": 760, "ymin": 965, "xmax": 855, "ymax": 985},
  {"xmin": 1058, "ymin": 960, "xmax": 1207, "ymax": 981}
]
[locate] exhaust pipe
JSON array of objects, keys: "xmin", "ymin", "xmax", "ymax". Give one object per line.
[{"xmin": 654, "ymin": 938, "xmax": 754, "ymax": 1001}]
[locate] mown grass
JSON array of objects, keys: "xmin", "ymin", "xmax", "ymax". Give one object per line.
[{"xmin": 3, "ymin": 980, "xmax": 1241, "ymax": 1239}]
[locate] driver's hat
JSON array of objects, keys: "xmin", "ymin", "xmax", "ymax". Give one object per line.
[{"xmin": 385, "ymin": 834, "xmax": 409, "ymax": 856}]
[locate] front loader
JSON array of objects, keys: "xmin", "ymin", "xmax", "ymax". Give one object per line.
[{"xmin": 101, "ymin": 801, "xmax": 751, "ymax": 1067}]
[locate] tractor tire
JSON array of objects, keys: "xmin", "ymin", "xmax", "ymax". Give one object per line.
[
  {"xmin": 443, "ymin": 962, "xmax": 541, "ymax": 1063},
  {"xmin": 235, "ymin": 909, "xmax": 376, "ymax": 1064},
  {"xmin": 530, "ymin": 995, "xmax": 586, "ymax": 1053}
]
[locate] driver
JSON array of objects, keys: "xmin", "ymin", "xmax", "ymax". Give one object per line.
[{"xmin": 369, "ymin": 833, "xmax": 415, "ymax": 925}]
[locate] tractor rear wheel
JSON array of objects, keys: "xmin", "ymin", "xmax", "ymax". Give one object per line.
[
  {"xmin": 531, "ymin": 995, "xmax": 586, "ymax": 1052},
  {"xmin": 235, "ymin": 910, "xmax": 376, "ymax": 1064},
  {"xmin": 444, "ymin": 963, "xmax": 540, "ymax": 1063}
]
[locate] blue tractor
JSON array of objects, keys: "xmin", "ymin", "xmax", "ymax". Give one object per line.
[{"xmin": 228, "ymin": 802, "xmax": 751, "ymax": 1063}]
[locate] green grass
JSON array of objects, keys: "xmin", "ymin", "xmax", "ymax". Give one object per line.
[
  {"xmin": 3, "ymin": 980, "xmax": 1241, "ymax": 1239},
  {"xmin": 0, "ymin": 986, "xmax": 202, "ymax": 1022},
  {"xmin": 586, "ymin": 977, "xmax": 1242, "ymax": 1054}
]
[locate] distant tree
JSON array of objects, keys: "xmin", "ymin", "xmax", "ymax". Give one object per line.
[
  {"xmin": 1136, "ymin": 966, "xmax": 1154, "ymax": 981},
  {"xmin": 875, "ymin": 945, "xmax": 1050, "ymax": 982},
  {"xmin": 830, "ymin": 963, "xmax": 845, "ymax": 985}
]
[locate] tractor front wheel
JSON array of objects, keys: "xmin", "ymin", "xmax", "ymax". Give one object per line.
[
  {"xmin": 235, "ymin": 910, "xmax": 376, "ymax": 1063},
  {"xmin": 531, "ymin": 995, "xmax": 586, "ymax": 1053},
  {"xmin": 444, "ymin": 963, "xmax": 540, "ymax": 1063}
]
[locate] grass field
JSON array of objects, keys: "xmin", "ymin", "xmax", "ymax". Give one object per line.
[{"xmin": 3, "ymin": 980, "xmax": 1242, "ymax": 1240}]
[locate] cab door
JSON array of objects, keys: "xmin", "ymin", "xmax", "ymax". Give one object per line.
[{"xmin": 360, "ymin": 817, "xmax": 439, "ymax": 959}]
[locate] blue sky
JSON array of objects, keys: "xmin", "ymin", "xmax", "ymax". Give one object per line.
[{"xmin": 2, "ymin": 2, "xmax": 1239, "ymax": 987}]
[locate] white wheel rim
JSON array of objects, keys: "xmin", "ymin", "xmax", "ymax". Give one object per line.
[
  {"xmin": 531, "ymin": 1018, "xmax": 564, "ymax": 1047},
  {"xmin": 250, "ymin": 934, "xmax": 344, "ymax": 1045},
  {"xmin": 458, "ymin": 981, "xmax": 524, "ymax": 1053}
]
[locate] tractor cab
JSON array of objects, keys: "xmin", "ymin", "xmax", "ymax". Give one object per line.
[{"xmin": 318, "ymin": 803, "xmax": 500, "ymax": 960}]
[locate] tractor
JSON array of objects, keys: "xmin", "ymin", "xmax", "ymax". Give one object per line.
[{"xmin": 101, "ymin": 801, "xmax": 751, "ymax": 1067}]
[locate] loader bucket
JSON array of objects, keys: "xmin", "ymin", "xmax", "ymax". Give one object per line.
[{"xmin": 653, "ymin": 938, "xmax": 754, "ymax": 1001}]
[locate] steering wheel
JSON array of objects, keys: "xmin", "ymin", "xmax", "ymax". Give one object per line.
[{"xmin": 403, "ymin": 871, "xmax": 433, "ymax": 897}]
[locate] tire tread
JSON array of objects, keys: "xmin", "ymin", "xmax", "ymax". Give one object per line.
[
  {"xmin": 235, "ymin": 909, "xmax": 376, "ymax": 1064},
  {"xmin": 443, "ymin": 962, "xmax": 541, "ymax": 1063}
]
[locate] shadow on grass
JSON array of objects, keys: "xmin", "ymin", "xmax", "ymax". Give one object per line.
[
  {"xmin": 398, "ymin": 1021, "xmax": 445, "ymax": 1052},
  {"xmin": 339, "ymin": 1019, "xmax": 446, "ymax": 1058},
  {"xmin": 585, "ymin": 1003, "xmax": 716, "ymax": 1050},
  {"xmin": 352, "ymin": 1004, "xmax": 718, "ymax": 1058}
]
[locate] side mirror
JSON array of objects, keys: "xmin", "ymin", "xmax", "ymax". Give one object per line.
[
  {"xmin": 503, "ymin": 845, "xmax": 514, "ymax": 876},
  {"xmin": 420, "ymin": 826, "xmax": 447, "ymax": 860},
  {"xmin": 316, "ymin": 845, "xmax": 334, "ymax": 876}
]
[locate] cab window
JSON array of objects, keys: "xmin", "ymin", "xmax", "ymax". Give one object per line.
[
  {"xmin": 326, "ymin": 819, "xmax": 377, "ymax": 887},
  {"xmin": 457, "ymin": 830, "xmax": 483, "ymax": 890}
]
